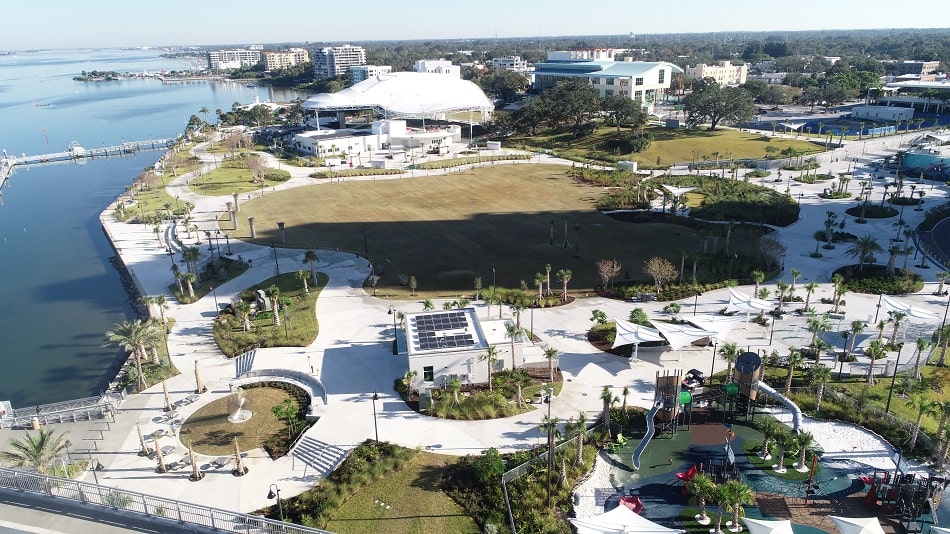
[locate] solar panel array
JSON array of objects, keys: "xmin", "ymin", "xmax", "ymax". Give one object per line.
[{"xmin": 413, "ymin": 311, "xmax": 476, "ymax": 351}]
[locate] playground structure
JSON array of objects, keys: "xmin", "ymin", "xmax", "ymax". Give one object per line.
[
  {"xmin": 734, "ymin": 351, "xmax": 803, "ymax": 432},
  {"xmin": 860, "ymin": 469, "xmax": 947, "ymax": 533},
  {"xmin": 631, "ymin": 370, "xmax": 683, "ymax": 470}
]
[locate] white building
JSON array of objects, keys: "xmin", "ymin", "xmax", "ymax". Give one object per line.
[
  {"xmin": 492, "ymin": 55, "xmax": 530, "ymax": 73},
  {"xmin": 413, "ymin": 59, "xmax": 460, "ymax": 78},
  {"xmin": 850, "ymin": 105, "xmax": 914, "ymax": 122},
  {"xmin": 207, "ymin": 49, "xmax": 262, "ymax": 70},
  {"xmin": 402, "ymin": 309, "xmax": 526, "ymax": 392},
  {"xmin": 684, "ymin": 61, "xmax": 748, "ymax": 86},
  {"xmin": 263, "ymin": 48, "xmax": 310, "ymax": 71},
  {"xmin": 313, "ymin": 45, "xmax": 366, "ymax": 79},
  {"xmin": 349, "ymin": 65, "xmax": 392, "ymax": 84},
  {"xmin": 289, "ymin": 119, "xmax": 462, "ymax": 164}
]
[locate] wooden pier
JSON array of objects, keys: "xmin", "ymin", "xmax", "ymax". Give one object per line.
[{"xmin": 0, "ymin": 138, "xmax": 175, "ymax": 192}]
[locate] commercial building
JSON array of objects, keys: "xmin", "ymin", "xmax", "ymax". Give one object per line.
[
  {"xmin": 413, "ymin": 59, "xmax": 460, "ymax": 78},
  {"xmin": 684, "ymin": 61, "xmax": 748, "ymax": 86},
  {"xmin": 897, "ymin": 60, "xmax": 941, "ymax": 76},
  {"xmin": 533, "ymin": 49, "xmax": 682, "ymax": 112},
  {"xmin": 288, "ymin": 119, "xmax": 463, "ymax": 164},
  {"xmin": 491, "ymin": 55, "xmax": 530, "ymax": 73},
  {"xmin": 313, "ymin": 45, "xmax": 366, "ymax": 79},
  {"xmin": 263, "ymin": 48, "xmax": 310, "ymax": 71},
  {"xmin": 207, "ymin": 49, "xmax": 262, "ymax": 70},
  {"xmin": 349, "ymin": 65, "xmax": 392, "ymax": 84}
]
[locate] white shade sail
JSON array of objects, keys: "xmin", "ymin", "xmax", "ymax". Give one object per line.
[
  {"xmin": 651, "ymin": 321, "xmax": 717, "ymax": 351},
  {"xmin": 660, "ymin": 185, "xmax": 696, "ymax": 197},
  {"xmin": 880, "ymin": 294, "xmax": 942, "ymax": 322},
  {"xmin": 742, "ymin": 518, "xmax": 794, "ymax": 534},
  {"xmin": 570, "ymin": 505, "xmax": 685, "ymax": 534},
  {"xmin": 612, "ymin": 319, "xmax": 664, "ymax": 349},
  {"xmin": 829, "ymin": 517, "xmax": 886, "ymax": 534},
  {"xmin": 725, "ymin": 287, "xmax": 772, "ymax": 313},
  {"xmin": 687, "ymin": 314, "xmax": 745, "ymax": 341}
]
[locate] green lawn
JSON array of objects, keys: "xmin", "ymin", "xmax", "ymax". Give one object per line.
[
  {"xmin": 188, "ymin": 159, "xmax": 289, "ymax": 196},
  {"xmin": 232, "ymin": 164, "xmax": 767, "ymax": 298},
  {"xmin": 511, "ymin": 125, "xmax": 823, "ymax": 168},
  {"xmin": 325, "ymin": 453, "xmax": 478, "ymax": 534},
  {"xmin": 180, "ymin": 386, "xmax": 292, "ymax": 456}
]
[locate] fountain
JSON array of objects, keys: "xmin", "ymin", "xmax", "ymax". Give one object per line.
[{"xmin": 227, "ymin": 386, "xmax": 253, "ymax": 423}]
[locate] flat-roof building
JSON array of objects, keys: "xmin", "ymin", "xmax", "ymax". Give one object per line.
[
  {"xmin": 349, "ymin": 65, "xmax": 392, "ymax": 84},
  {"xmin": 313, "ymin": 45, "xmax": 366, "ymax": 79},
  {"xmin": 897, "ymin": 60, "xmax": 941, "ymax": 76},
  {"xmin": 492, "ymin": 55, "xmax": 530, "ymax": 73},
  {"xmin": 684, "ymin": 61, "xmax": 748, "ymax": 86},
  {"xmin": 207, "ymin": 49, "xmax": 261, "ymax": 70},
  {"xmin": 413, "ymin": 59, "xmax": 460, "ymax": 78},
  {"xmin": 263, "ymin": 48, "xmax": 310, "ymax": 71}
]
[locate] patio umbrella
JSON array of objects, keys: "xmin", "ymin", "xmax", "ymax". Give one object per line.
[
  {"xmin": 194, "ymin": 361, "xmax": 206, "ymax": 394},
  {"xmin": 233, "ymin": 439, "xmax": 247, "ymax": 476},
  {"xmin": 162, "ymin": 380, "xmax": 172, "ymax": 412},
  {"xmin": 829, "ymin": 516, "xmax": 885, "ymax": 534},
  {"xmin": 189, "ymin": 446, "xmax": 203, "ymax": 481},
  {"xmin": 136, "ymin": 421, "xmax": 150, "ymax": 456}
]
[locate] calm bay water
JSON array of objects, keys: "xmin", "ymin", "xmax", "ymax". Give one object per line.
[{"xmin": 0, "ymin": 49, "xmax": 306, "ymax": 406}]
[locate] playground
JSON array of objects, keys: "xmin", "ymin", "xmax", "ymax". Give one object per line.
[{"xmin": 585, "ymin": 357, "xmax": 945, "ymax": 534}]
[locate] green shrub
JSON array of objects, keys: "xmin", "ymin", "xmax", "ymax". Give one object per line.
[
  {"xmin": 309, "ymin": 168, "xmax": 404, "ymax": 178},
  {"xmin": 263, "ymin": 169, "xmax": 291, "ymax": 182},
  {"xmin": 833, "ymin": 264, "xmax": 924, "ymax": 295}
]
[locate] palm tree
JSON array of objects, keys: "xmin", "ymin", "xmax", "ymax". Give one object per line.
[
  {"xmin": 105, "ymin": 319, "xmax": 160, "ymax": 389},
  {"xmin": 235, "ymin": 300, "xmax": 252, "ymax": 332},
  {"xmin": 790, "ymin": 268, "xmax": 801, "ymax": 291},
  {"xmin": 422, "ymin": 299, "xmax": 435, "ymax": 312},
  {"xmin": 931, "ymin": 401, "xmax": 950, "ymax": 460},
  {"xmin": 479, "ymin": 346, "xmax": 499, "ymax": 391},
  {"xmin": 775, "ymin": 280, "xmax": 790, "ymax": 314},
  {"xmin": 401, "ymin": 370, "xmax": 418, "ymax": 398},
  {"xmin": 171, "ymin": 264, "xmax": 184, "ymax": 295},
  {"xmin": 832, "ymin": 274, "xmax": 847, "ymax": 313},
  {"xmin": 557, "ymin": 269, "xmax": 572, "ymax": 302},
  {"xmin": 265, "ymin": 285, "xmax": 281, "ymax": 326},
  {"xmin": 889, "ymin": 311, "xmax": 907, "ymax": 346},
  {"xmin": 545, "ymin": 264, "xmax": 553, "ymax": 296},
  {"xmin": 572, "ymin": 411, "xmax": 589, "ymax": 466},
  {"xmin": 802, "ymin": 281, "xmax": 819, "ymax": 314},
  {"xmin": 793, "ymin": 431, "xmax": 817, "ymax": 470},
  {"xmin": 936, "ymin": 271, "xmax": 949, "ymax": 296},
  {"xmin": 755, "ymin": 416, "xmax": 781, "ymax": 459},
  {"xmin": 810, "ymin": 364, "xmax": 833, "ymax": 414},
  {"xmin": 772, "ymin": 428, "xmax": 795, "ymax": 472},
  {"xmin": 846, "ymin": 235, "xmax": 884, "ymax": 271},
  {"xmin": 181, "ymin": 272, "xmax": 197, "ymax": 299},
  {"xmin": 448, "ymin": 376, "xmax": 462, "ymax": 405},
  {"xmin": 719, "ymin": 342, "xmax": 740, "ymax": 382},
  {"xmin": 806, "ymin": 316, "xmax": 830, "ymax": 352},
  {"xmin": 303, "ymin": 250, "xmax": 319, "ymax": 283},
  {"xmin": 846, "ymin": 320, "xmax": 866, "ymax": 359},
  {"xmin": 544, "ymin": 347, "xmax": 558, "ymax": 382},
  {"xmin": 886, "ymin": 244, "xmax": 901, "ymax": 275},
  {"xmin": 296, "ymin": 269, "xmax": 310, "ymax": 294},
  {"xmin": 182, "ymin": 246, "xmax": 200, "ymax": 274},
  {"xmin": 784, "ymin": 349, "xmax": 804, "ymax": 394},
  {"xmin": 0, "ymin": 428, "xmax": 70, "ymax": 474},
  {"xmin": 720, "ymin": 479, "xmax": 755, "ymax": 532},
  {"xmin": 865, "ymin": 339, "xmax": 887, "ymax": 385},
  {"xmin": 504, "ymin": 322, "xmax": 522, "ymax": 370},
  {"xmin": 751, "ymin": 270, "xmax": 765, "ymax": 295},
  {"xmin": 908, "ymin": 392, "xmax": 935, "ymax": 451},
  {"xmin": 912, "ymin": 337, "xmax": 930, "ymax": 379},
  {"xmin": 687, "ymin": 472, "xmax": 717, "ymax": 525},
  {"xmin": 153, "ymin": 295, "xmax": 169, "ymax": 325},
  {"xmin": 600, "ymin": 386, "xmax": 617, "ymax": 438}
]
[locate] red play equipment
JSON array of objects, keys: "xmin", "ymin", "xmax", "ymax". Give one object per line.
[
  {"xmin": 618, "ymin": 495, "xmax": 644, "ymax": 514},
  {"xmin": 675, "ymin": 464, "xmax": 698, "ymax": 483}
]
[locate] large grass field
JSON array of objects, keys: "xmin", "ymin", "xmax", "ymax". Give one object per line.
[
  {"xmin": 230, "ymin": 164, "xmax": 765, "ymax": 298},
  {"xmin": 511, "ymin": 125, "xmax": 824, "ymax": 168}
]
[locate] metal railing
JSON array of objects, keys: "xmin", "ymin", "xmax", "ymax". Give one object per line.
[
  {"xmin": 0, "ymin": 391, "xmax": 125, "ymax": 429},
  {"xmin": 0, "ymin": 467, "xmax": 332, "ymax": 534}
]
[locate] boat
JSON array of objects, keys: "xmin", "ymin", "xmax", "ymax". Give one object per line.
[{"xmin": 245, "ymin": 83, "xmax": 257, "ymax": 88}]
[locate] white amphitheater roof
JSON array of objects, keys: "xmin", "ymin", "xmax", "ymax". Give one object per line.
[{"xmin": 302, "ymin": 72, "xmax": 493, "ymax": 120}]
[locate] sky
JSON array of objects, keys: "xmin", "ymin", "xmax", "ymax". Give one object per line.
[{"xmin": 3, "ymin": 0, "xmax": 950, "ymax": 50}]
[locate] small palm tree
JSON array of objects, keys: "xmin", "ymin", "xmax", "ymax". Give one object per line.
[
  {"xmin": 802, "ymin": 281, "xmax": 819, "ymax": 313},
  {"xmin": 544, "ymin": 347, "xmax": 558, "ymax": 382},
  {"xmin": 806, "ymin": 316, "xmax": 830, "ymax": 351},
  {"xmin": 265, "ymin": 285, "xmax": 281, "ymax": 326},
  {"xmin": 600, "ymin": 386, "xmax": 617, "ymax": 438},
  {"xmin": 889, "ymin": 311, "xmax": 907, "ymax": 346},
  {"xmin": 557, "ymin": 269, "xmax": 572, "ymax": 302},
  {"xmin": 721, "ymin": 479, "xmax": 755, "ymax": 531},
  {"xmin": 401, "ymin": 370, "xmax": 418, "ymax": 398},
  {"xmin": 572, "ymin": 411, "xmax": 589, "ymax": 466},
  {"xmin": 908, "ymin": 393, "xmax": 935, "ymax": 451},
  {"xmin": 790, "ymin": 268, "xmax": 801, "ymax": 291},
  {"xmin": 687, "ymin": 472, "xmax": 718, "ymax": 525},
  {"xmin": 0, "ymin": 428, "xmax": 70, "ymax": 474},
  {"xmin": 809, "ymin": 364, "xmax": 833, "ymax": 414},
  {"xmin": 931, "ymin": 400, "xmax": 950, "ymax": 461},
  {"xmin": 751, "ymin": 270, "xmax": 765, "ymax": 295},
  {"xmin": 784, "ymin": 349, "xmax": 804, "ymax": 395},
  {"xmin": 181, "ymin": 272, "xmax": 197, "ymax": 299},
  {"xmin": 296, "ymin": 269, "xmax": 310, "ymax": 294},
  {"xmin": 504, "ymin": 322, "xmax": 522, "ymax": 370},
  {"xmin": 719, "ymin": 342, "xmax": 740, "ymax": 382},
  {"xmin": 235, "ymin": 300, "xmax": 252, "ymax": 332},
  {"xmin": 772, "ymin": 428, "xmax": 795, "ymax": 472},
  {"xmin": 621, "ymin": 385, "xmax": 630, "ymax": 411},
  {"xmin": 448, "ymin": 376, "xmax": 462, "ymax": 405},
  {"xmin": 755, "ymin": 416, "xmax": 781, "ymax": 459},
  {"xmin": 793, "ymin": 430, "xmax": 818, "ymax": 469},
  {"xmin": 912, "ymin": 337, "xmax": 930, "ymax": 379},
  {"xmin": 302, "ymin": 250, "xmax": 319, "ymax": 283},
  {"xmin": 479, "ymin": 346, "xmax": 499, "ymax": 391},
  {"xmin": 105, "ymin": 319, "xmax": 161, "ymax": 389},
  {"xmin": 936, "ymin": 271, "xmax": 949, "ymax": 296}
]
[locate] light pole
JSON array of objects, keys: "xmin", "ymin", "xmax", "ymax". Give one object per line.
[
  {"xmin": 546, "ymin": 386, "xmax": 554, "ymax": 509},
  {"xmin": 64, "ymin": 440, "xmax": 71, "ymax": 461},
  {"xmin": 166, "ymin": 247, "xmax": 175, "ymax": 267},
  {"xmin": 225, "ymin": 233, "xmax": 232, "ymax": 255},
  {"xmin": 175, "ymin": 195, "xmax": 180, "ymax": 212},
  {"xmin": 272, "ymin": 244, "xmax": 280, "ymax": 276},
  {"xmin": 210, "ymin": 286, "xmax": 219, "ymax": 313},
  {"xmin": 388, "ymin": 306, "xmax": 398, "ymax": 355},
  {"xmin": 693, "ymin": 291, "xmax": 702, "ymax": 316},
  {"xmin": 710, "ymin": 341, "xmax": 718, "ymax": 382},
  {"xmin": 492, "ymin": 265, "xmax": 496, "ymax": 288},
  {"xmin": 885, "ymin": 348, "xmax": 904, "ymax": 413},
  {"xmin": 371, "ymin": 391, "xmax": 380, "ymax": 442},
  {"xmin": 266, "ymin": 484, "xmax": 284, "ymax": 521},
  {"xmin": 87, "ymin": 452, "xmax": 100, "ymax": 485}
]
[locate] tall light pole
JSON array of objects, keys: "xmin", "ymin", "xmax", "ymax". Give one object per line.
[
  {"xmin": 693, "ymin": 291, "xmax": 702, "ymax": 316},
  {"xmin": 371, "ymin": 391, "xmax": 380, "ymax": 442},
  {"xmin": 225, "ymin": 233, "xmax": 232, "ymax": 255},
  {"xmin": 272, "ymin": 244, "xmax": 280, "ymax": 276},
  {"xmin": 266, "ymin": 484, "xmax": 283, "ymax": 521},
  {"xmin": 885, "ymin": 348, "xmax": 905, "ymax": 414},
  {"xmin": 388, "ymin": 306, "xmax": 398, "ymax": 355},
  {"xmin": 210, "ymin": 286, "xmax": 219, "ymax": 314},
  {"xmin": 546, "ymin": 387, "xmax": 554, "ymax": 509}
]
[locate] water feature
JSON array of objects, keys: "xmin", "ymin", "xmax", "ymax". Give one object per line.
[{"xmin": 0, "ymin": 49, "xmax": 308, "ymax": 406}]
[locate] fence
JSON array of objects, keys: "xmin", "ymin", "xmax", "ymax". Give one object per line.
[
  {"xmin": 0, "ymin": 467, "xmax": 332, "ymax": 534},
  {"xmin": 0, "ymin": 391, "xmax": 125, "ymax": 429}
]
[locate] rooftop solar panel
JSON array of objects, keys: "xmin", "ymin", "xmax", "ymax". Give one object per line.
[{"xmin": 412, "ymin": 310, "xmax": 478, "ymax": 351}]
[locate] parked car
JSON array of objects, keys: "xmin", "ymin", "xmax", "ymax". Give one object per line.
[{"xmin": 682, "ymin": 369, "xmax": 706, "ymax": 390}]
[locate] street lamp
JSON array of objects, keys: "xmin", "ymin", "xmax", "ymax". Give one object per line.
[
  {"xmin": 166, "ymin": 247, "xmax": 175, "ymax": 266},
  {"xmin": 546, "ymin": 386, "xmax": 554, "ymax": 508},
  {"xmin": 693, "ymin": 291, "xmax": 703, "ymax": 316},
  {"xmin": 210, "ymin": 285, "xmax": 219, "ymax": 313},
  {"xmin": 175, "ymin": 195, "xmax": 180, "ymax": 211},
  {"xmin": 64, "ymin": 440, "xmax": 71, "ymax": 461},
  {"xmin": 492, "ymin": 264, "xmax": 496, "ymax": 288},
  {"xmin": 266, "ymin": 484, "xmax": 284, "ymax": 521},
  {"xmin": 388, "ymin": 306, "xmax": 398, "ymax": 355},
  {"xmin": 371, "ymin": 391, "xmax": 380, "ymax": 442},
  {"xmin": 272, "ymin": 244, "xmax": 280, "ymax": 276},
  {"xmin": 224, "ymin": 233, "xmax": 232, "ymax": 255},
  {"xmin": 205, "ymin": 231, "xmax": 213, "ymax": 254},
  {"xmin": 885, "ymin": 348, "xmax": 905, "ymax": 413}
]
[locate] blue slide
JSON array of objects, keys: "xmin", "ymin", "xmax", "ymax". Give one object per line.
[{"xmin": 632, "ymin": 399, "xmax": 664, "ymax": 470}]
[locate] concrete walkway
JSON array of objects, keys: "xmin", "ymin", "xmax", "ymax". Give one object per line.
[{"xmin": 4, "ymin": 132, "xmax": 948, "ymax": 516}]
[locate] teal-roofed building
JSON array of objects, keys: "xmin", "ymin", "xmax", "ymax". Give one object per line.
[{"xmin": 533, "ymin": 49, "xmax": 683, "ymax": 112}]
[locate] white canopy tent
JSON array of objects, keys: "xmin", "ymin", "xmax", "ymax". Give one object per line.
[
  {"xmin": 828, "ymin": 516, "xmax": 885, "ymax": 534},
  {"xmin": 570, "ymin": 505, "xmax": 685, "ymax": 534},
  {"xmin": 880, "ymin": 295, "xmax": 942, "ymax": 322},
  {"xmin": 612, "ymin": 319, "xmax": 665, "ymax": 362},
  {"xmin": 651, "ymin": 321, "xmax": 717, "ymax": 360},
  {"xmin": 742, "ymin": 518, "xmax": 794, "ymax": 534},
  {"xmin": 725, "ymin": 287, "xmax": 773, "ymax": 328}
]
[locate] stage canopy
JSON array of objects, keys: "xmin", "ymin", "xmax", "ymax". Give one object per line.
[
  {"xmin": 829, "ymin": 517, "xmax": 885, "ymax": 534},
  {"xmin": 651, "ymin": 321, "xmax": 717, "ymax": 351},
  {"xmin": 724, "ymin": 288, "xmax": 772, "ymax": 314},
  {"xmin": 880, "ymin": 295, "xmax": 942, "ymax": 322},
  {"xmin": 570, "ymin": 505, "xmax": 685, "ymax": 534}
]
